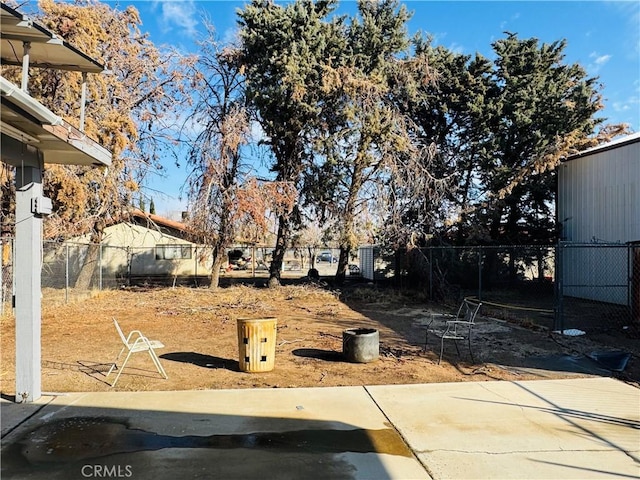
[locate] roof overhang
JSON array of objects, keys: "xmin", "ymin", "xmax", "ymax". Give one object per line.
[
  {"xmin": 1, "ymin": 76, "xmax": 111, "ymax": 167},
  {"xmin": 564, "ymin": 132, "xmax": 640, "ymax": 162},
  {"xmin": 0, "ymin": 3, "xmax": 111, "ymax": 168},
  {"xmin": 1, "ymin": 3, "xmax": 104, "ymax": 73},
  {"xmin": 131, "ymin": 209, "xmax": 189, "ymax": 233}
]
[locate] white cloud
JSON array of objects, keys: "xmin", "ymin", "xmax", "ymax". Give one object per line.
[
  {"xmin": 587, "ymin": 51, "xmax": 612, "ymax": 73},
  {"xmin": 592, "ymin": 53, "xmax": 612, "ymax": 66},
  {"xmin": 608, "ymin": 1, "xmax": 640, "ymax": 55},
  {"xmin": 222, "ymin": 26, "xmax": 240, "ymax": 46},
  {"xmin": 154, "ymin": 0, "xmax": 199, "ymax": 38},
  {"xmin": 612, "ymin": 101, "xmax": 631, "ymax": 112},
  {"xmin": 499, "ymin": 12, "xmax": 520, "ymax": 31},
  {"xmin": 610, "ymin": 1, "xmax": 640, "ymax": 25},
  {"xmin": 429, "ymin": 33, "xmax": 465, "ymax": 55},
  {"xmin": 612, "ymin": 95, "xmax": 639, "ymax": 113},
  {"xmin": 608, "ymin": 94, "xmax": 639, "ymax": 131},
  {"xmin": 428, "ymin": 32, "xmax": 447, "ymax": 46}
]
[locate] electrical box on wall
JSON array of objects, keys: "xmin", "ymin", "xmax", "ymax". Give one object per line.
[{"xmin": 31, "ymin": 196, "xmax": 52, "ymax": 216}]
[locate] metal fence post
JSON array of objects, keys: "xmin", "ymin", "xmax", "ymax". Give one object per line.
[
  {"xmin": 371, "ymin": 247, "xmax": 375, "ymax": 284},
  {"xmin": 126, "ymin": 246, "xmax": 131, "ymax": 287},
  {"xmin": 99, "ymin": 242, "xmax": 103, "ymax": 291},
  {"xmin": 429, "ymin": 247, "xmax": 433, "ymax": 301},
  {"xmin": 194, "ymin": 246, "xmax": 198, "ymax": 286},
  {"xmin": 632, "ymin": 243, "xmax": 640, "ymax": 326},
  {"xmin": 11, "ymin": 237, "xmax": 15, "ymax": 312},
  {"xmin": 554, "ymin": 242, "xmax": 563, "ymax": 332},
  {"xmin": 0, "ymin": 239, "xmax": 3, "ymax": 317},
  {"xmin": 628, "ymin": 244, "xmax": 631, "ymax": 311},
  {"xmin": 65, "ymin": 244, "xmax": 69, "ymax": 304},
  {"xmin": 478, "ymin": 246, "xmax": 483, "ymax": 301}
]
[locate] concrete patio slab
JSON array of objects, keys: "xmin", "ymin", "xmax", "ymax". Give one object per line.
[
  {"xmin": 2, "ymin": 378, "xmax": 638, "ymax": 479},
  {"xmin": 1, "ymin": 395, "xmax": 55, "ymax": 437},
  {"xmin": 366, "ymin": 377, "xmax": 640, "ymax": 479},
  {"xmin": 1, "ymin": 386, "xmax": 429, "ymax": 480}
]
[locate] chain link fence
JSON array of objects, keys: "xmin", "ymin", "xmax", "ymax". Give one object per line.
[
  {"xmin": 2, "ymin": 241, "xmax": 340, "ymax": 307},
  {"xmin": 364, "ymin": 243, "xmax": 639, "ymax": 333},
  {"xmin": 1, "ymin": 237, "xmax": 13, "ymax": 316},
  {"xmin": 3, "ymin": 237, "xmax": 638, "ymax": 333},
  {"xmin": 41, "ymin": 241, "xmax": 205, "ymax": 296},
  {"xmin": 558, "ymin": 243, "xmax": 638, "ymax": 333},
  {"xmin": 42, "ymin": 242, "xmax": 113, "ymax": 304}
]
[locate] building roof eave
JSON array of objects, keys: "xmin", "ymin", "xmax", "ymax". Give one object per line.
[
  {"xmin": 1, "ymin": 79, "xmax": 112, "ymax": 167},
  {"xmin": 564, "ymin": 132, "xmax": 640, "ymax": 162},
  {"xmin": 0, "ymin": 3, "xmax": 105, "ymax": 74}
]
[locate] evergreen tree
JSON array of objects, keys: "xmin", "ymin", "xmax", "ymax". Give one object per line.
[
  {"xmin": 408, "ymin": 33, "xmax": 610, "ymax": 246},
  {"xmin": 238, "ymin": 0, "xmax": 345, "ymax": 286},
  {"xmin": 314, "ymin": 0, "xmax": 416, "ymax": 284}
]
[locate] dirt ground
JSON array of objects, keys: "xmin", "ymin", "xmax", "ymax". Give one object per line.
[{"xmin": 1, "ymin": 284, "xmax": 639, "ymax": 396}]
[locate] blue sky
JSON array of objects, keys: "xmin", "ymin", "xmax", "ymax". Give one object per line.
[{"xmin": 120, "ymin": 0, "xmax": 640, "ymax": 217}]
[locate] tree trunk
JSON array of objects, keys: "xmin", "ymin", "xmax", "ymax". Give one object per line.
[
  {"xmin": 269, "ymin": 214, "xmax": 290, "ymax": 287},
  {"xmin": 74, "ymin": 221, "xmax": 104, "ymax": 290},
  {"xmin": 335, "ymin": 246, "xmax": 351, "ymax": 286},
  {"xmin": 209, "ymin": 195, "xmax": 235, "ymax": 290},
  {"xmin": 308, "ymin": 246, "xmax": 316, "ymax": 269},
  {"xmin": 456, "ymin": 164, "xmax": 475, "ymax": 245},
  {"xmin": 484, "ymin": 206, "xmax": 504, "ymax": 290},
  {"xmin": 537, "ymin": 249, "xmax": 545, "ymax": 282},
  {"xmin": 334, "ymin": 160, "xmax": 364, "ymax": 286},
  {"xmin": 508, "ymin": 249, "xmax": 517, "ymax": 285},
  {"xmin": 74, "ymin": 243, "xmax": 100, "ymax": 290},
  {"xmin": 209, "ymin": 251, "xmax": 225, "ymax": 290}
]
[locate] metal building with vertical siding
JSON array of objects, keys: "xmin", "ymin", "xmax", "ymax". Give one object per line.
[
  {"xmin": 359, "ymin": 245, "xmax": 376, "ymax": 281},
  {"xmin": 558, "ymin": 132, "xmax": 640, "ymax": 306}
]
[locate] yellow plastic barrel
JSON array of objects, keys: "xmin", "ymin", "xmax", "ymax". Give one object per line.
[{"xmin": 237, "ymin": 317, "xmax": 277, "ymax": 372}]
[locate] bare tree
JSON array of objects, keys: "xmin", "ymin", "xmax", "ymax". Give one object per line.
[
  {"xmin": 184, "ymin": 26, "xmax": 298, "ymax": 289},
  {"xmin": 184, "ymin": 26, "xmax": 251, "ymax": 289}
]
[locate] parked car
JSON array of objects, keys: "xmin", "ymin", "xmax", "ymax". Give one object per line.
[
  {"xmin": 348, "ymin": 264, "xmax": 361, "ymax": 276},
  {"xmin": 227, "ymin": 249, "xmax": 250, "ymax": 270},
  {"xmin": 317, "ymin": 252, "xmax": 334, "ymax": 263}
]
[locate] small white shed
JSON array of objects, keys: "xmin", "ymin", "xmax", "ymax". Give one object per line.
[{"xmin": 359, "ymin": 245, "xmax": 376, "ymax": 281}]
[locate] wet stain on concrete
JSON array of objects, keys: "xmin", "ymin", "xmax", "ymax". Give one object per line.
[{"xmin": 2, "ymin": 416, "xmax": 412, "ymax": 476}]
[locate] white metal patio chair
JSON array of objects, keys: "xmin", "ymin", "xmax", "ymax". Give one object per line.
[
  {"xmin": 107, "ymin": 318, "xmax": 168, "ymax": 387},
  {"xmin": 424, "ymin": 298, "xmax": 482, "ymax": 364}
]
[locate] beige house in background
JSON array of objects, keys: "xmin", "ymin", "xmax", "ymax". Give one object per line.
[
  {"xmin": 44, "ymin": 210, "xmax": 337, "ymax": 286},
  {"xmin": 44, "ymin": 210, "xmax": 213, "ymax": 287},
  {"xmin": 98, "ymin": 211, "xmax": 213, "ymax": 279}
]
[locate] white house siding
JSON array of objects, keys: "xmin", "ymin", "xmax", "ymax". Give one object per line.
[
  {"xmin": 100, "ymin": 223, "xmax": 212, "ymax": 277},
  {"xmin": 48, "ymin": 223, "xmax": 213, "ymax": 281},
  {"xmin": 558, "ymin": 133, "xmax": 640, "ymax": 305}
]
